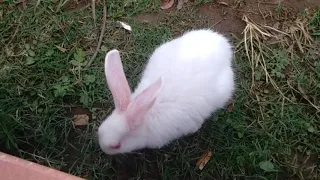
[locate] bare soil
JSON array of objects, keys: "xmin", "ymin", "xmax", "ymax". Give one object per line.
[{"xmin": 135, "ymin": 0, "xmax": 320, "ymax": 37}]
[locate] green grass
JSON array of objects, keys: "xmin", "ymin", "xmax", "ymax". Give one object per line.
[
  {"xmin": 310, "ymin": 9, "xmax": 320, "ymax": 39},
  {"xmin": 0, "ymin": 1, "xmax": 319, "ymax": 179}
]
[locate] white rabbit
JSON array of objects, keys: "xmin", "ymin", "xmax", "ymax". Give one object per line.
[{"xmin": 98, "ymin": 29, "xmax": 235, "ymax": 155}]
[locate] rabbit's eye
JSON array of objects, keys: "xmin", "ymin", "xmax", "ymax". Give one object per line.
[{"xmin": 109, "ymin": 143, "xmax": 121, "ymax": 149}]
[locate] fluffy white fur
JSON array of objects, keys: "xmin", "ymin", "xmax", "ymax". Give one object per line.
[{"xmin": 98, "ymin": 29, "xmax": 235, "ymax": 155}]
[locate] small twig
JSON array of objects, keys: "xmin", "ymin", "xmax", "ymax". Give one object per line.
[
  {"xmin": 87, "ymin": 0, "xmax": 107, "ymax": 67},
  {"xmin": 210, "ymin": 20, "xmax": 222, "ymax": 29},
  {"xmin": 7, "ymin": 15, "xmax": 22, "ymax": 45},
  {"xmin": 35, "ymin": 0, "xmax": 41, "ymax": 10},
  {"xmin": 263, "ymin": 25, "xmax": 289, "ymax": 36},
  {"xmin": 22, "ymin": 0, "xmax": 27, "ymax": 8},
  {"xmin": 287, "ymin": 81, "xmax": 320, "ymax": 112},
  {"xmin": 92, "ymin": 0, "xmax": 96, "ymax": 27}
]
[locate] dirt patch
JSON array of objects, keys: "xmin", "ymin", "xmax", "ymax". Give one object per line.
[
  {"xmin": 283, "ymin": 150, "xmax": 320, "ymax": 179},
  {"xmin": 134, "ymin": 0, "xmax": 320, "ymax": 37},
  {"xmin": 55, "ymin": 0, "xmax": 93, "ymax": 12},
  {"xmin": 109, "ymin": 133, "xmax": 204, "ymax": 180},
  {"xmin": 198, "ymin": 0, "xmax": 319, "ymax": 36},
  {"xmin": 133, "ymin": 12, "xmax": 167, "ymax": 25},
  {"xmin": 197, "ymin": 2, "xmax": 246, "ymax": 36},
  {"xmin": 284, "ymin": 0, "xmax": 320, "ymax": 12}
]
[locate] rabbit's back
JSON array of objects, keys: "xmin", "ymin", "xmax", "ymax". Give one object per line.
[{"xmin": 131, "ymin": 30, "xmax": 234, "ymax": 148}]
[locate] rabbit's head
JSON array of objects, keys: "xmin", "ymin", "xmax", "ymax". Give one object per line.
[{"xmin": 98, "ymin": 50, "xmax": 163, "ymax": 155}]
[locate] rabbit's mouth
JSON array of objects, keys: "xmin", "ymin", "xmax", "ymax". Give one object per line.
[{"xmin": 109, "ymin": 143, "xmax": 121, "ymax": 149}]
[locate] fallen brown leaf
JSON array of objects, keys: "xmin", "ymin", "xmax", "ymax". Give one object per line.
[
  {"xmin": 73, "ymin": 114, "xmax": 89, "ymax": 126},
  {"xmin": 226, "ymin": 100, "xmax": 234, "ymax": 112},
  {"xmin": 196, "ymin": 151, "xmax": 212, "ymax": 170},
  {"xmin": 160, "ymin": 0, "xmax": 174, "ymax": 10}
]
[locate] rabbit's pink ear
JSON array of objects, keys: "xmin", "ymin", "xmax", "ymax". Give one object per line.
[
  {"xmin": 126, "ymin": 77, "xmax": 163, "ymax": 130},
  {"xmin": 104, "ymin": 49, "xmax": 131, "ymax": 111}
]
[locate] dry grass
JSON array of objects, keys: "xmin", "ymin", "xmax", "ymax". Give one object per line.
[
  {"xmin": 237, "ymin": 14, "xmax": 320, "ymax": 112},
  {"xmin": 86, "ymin": 0, "xmax": 106, "ymax": 67}
]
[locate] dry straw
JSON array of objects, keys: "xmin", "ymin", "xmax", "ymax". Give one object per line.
[{"xmin": 237, "ymin": 15, "xmax": 319, "ymax": 112}]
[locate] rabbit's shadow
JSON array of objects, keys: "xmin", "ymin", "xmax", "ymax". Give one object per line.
[{"xmin": 108, "ymin": 131, "xmax": 207, "ymax": 180}]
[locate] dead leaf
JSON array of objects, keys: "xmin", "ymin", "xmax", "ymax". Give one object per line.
[
  {"xmin": 73, "ymin": 114, "xmax": 89, "ymax": 126},
  {"xmin": 218, "ymin": 1, "xmax": 229, "ymax": 6},
  {"xmin": 226, "ymin": 100, "xmax": 234, "ymax": 112},
  {"xmin": 117, "ymin": 21, "xmax": 132, "ymax": 32},
  {"xmin": 160, "ymin": 0, "xmax": 174, "ymax": 10},
  {"xmin": 196, "ymin": 151, "xmax": 212, "ymax": 170}
]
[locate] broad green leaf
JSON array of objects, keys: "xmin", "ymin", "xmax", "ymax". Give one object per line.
[
  {"xmin": 84, "ymin": 74, "xmax": 96, "ymax": 85},
  {"xmin": 46, "ymin": 49, "xmax": 54, "ymax": 57},
  {"xmin": 236, "ymin": 156, "xmax": 245, "ymax": 166},
  {"xmin": 308, "ymin": 126, "xmax": 315, "ymax": 133},
  {"xmin": 25, "ymin": 44, "xmax": 31, "ymax": 50},
  {"xmin": 26, "ymin": 57, "xmax": 35, "ymax": 65},
  {"xmin": 101, "ymin": 45, "xmax": 108, "ymax": 52},
  {"xmin": 73, "ymin": 48, "xmax": 85, "ymax": 62},
  {"xmin": 259, "ymin": 161, "xmax": 275, "ymax": 172},
  {"xmin": 28, "ymin": 50, "xmax": 35, "ymax": 57}
]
